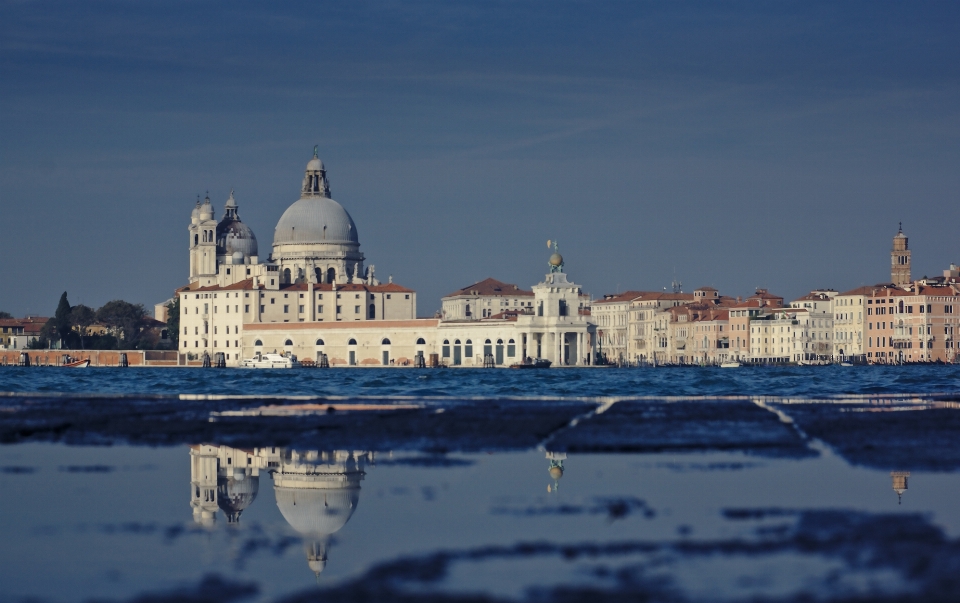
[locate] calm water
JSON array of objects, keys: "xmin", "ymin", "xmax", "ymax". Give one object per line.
[
  {"xmin": 1, "ymin": 366, "xmax": 960, "ymax": 602},
  {"xmin": 1, "ymin": 364, "xmax": 959, "ymax": 397}
]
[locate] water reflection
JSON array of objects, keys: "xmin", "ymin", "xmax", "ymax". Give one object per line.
[
  {"xmin": 188, "ymin": 445, "xmax": 371, "ymax": 577},
  {"xmin": 545, "ymin": 451, "xmax": 566, "ymax": 493},
  {"xmin": 891, "ymin": 470, "xmax": 911, "ymax": 504}
]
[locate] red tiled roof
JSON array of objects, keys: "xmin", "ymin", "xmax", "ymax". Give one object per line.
[
  {"xmin": 593, "ymin": 291, "xmax": 649, "ymax": 305},
  {"xmin": 444, "ymin": 278, "xmax": 533, "ymax": 298}
]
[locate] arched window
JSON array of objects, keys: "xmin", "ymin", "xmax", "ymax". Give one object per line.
[
  {"xmin": 454, "ymin": 339, "xmax": 461, "ymax": 345},
  {"xmin": 194, "ymin": 234, "xmax": 198, "ymax": 245},
  {"xmin": 382, "ymin": 338, "xmax": 391, "ymax": 345},
  {"xmin": 484, "ymin": 339, "xmax": 492, "ymax": 344},
  {"xmin": 507, "ymin": 339, "xmax": 516, "ymax": 357},
  {"xmin": 508, "ymin": 339, "xmax": 515, "ymax": 344},
  {"xmin": 465, "ymin": 339, "xmax": 473, "ymax": 357},
  {"xmin": 465, "ymin": 303, "xmax": 472, "ymax": 317},
  {"xmin": 443, "ymin": 339, "xmax": 449, "ymax": 344},
  {"xmin": 898, "ymin": 301, "xmax": 904, "ymax": 313},
  {"xmin": 496, "ymin": 339, "xmax": 503, "ymax": 344},
  {"xmin": 466, "ymin": 339, "xmax": 472, "ymax": 344},
  {"xmin": 284, "ymin": 339, "xmax": 293, "ymax": 346},
  {"xmin": 283, "ymin": 268, "xmax": 291, "ymax": 284},
  {"xmin": 369, "ymin": 304, "xmax": 376, "ymax": 319},
  {"xmin": 348, "ymin": 338, "xmax": 357, "ymax": 345},
  {"xmin": 254, "ymin": 340, "xmax": 263, "ymax": 346},
  {"xmin": 327, "ymin": 267, "xmax": 336, "ymax": 284},
  {"xmin": 416, "ymin": 338, "xmax": 426, "ymax": 345},
  {"xmin": 315, "ymin": 339, "xmax": 325, "ymax": 346}
]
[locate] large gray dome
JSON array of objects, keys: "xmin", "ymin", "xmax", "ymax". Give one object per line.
[
  {"xmin": 273, "ymin": 197, "xmax": 359, "ymax": 246},
  {"xmin": 274, "ymin": 486, "xmax": 360, "ymax": 536}
]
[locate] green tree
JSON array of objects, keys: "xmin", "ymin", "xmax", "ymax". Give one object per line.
[
  {"xmin": 96, "ymin": 300, "xmax": 146, "ymax": 347},
  {"xmin": 165, "ymin": 298, "xmax": 180, "ymax": 348},
  {"xmin": 55, "ymin": 292, "xmax": 71, "ymax": 349},
  {"xmin": 0, "ymin": 311, "xmax": 12, "ymax": 319},
  {"xmin": 70, "ymin": 304, "xmax": 96, "ymax": 349}
]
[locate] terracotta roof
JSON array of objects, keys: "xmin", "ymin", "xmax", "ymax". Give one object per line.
[
  {"xmin": 837, "ymin": 285, "xmax": 885, "ymax": 297},
  {"xmin": 695, "ymin": 286, "xmax": 718, "ymax": 292},
  {"xmin": 444, "ymin": 278, "xmax": 533, "ymax": 299},
  {"xmin": 593, "ymin": 291, "xmax": 649, "ymax": 305}
]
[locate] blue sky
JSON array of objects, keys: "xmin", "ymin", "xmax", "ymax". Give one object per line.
[{"xmin": 2, "ymin": 1, "xmax": 959, "ymax": 316}]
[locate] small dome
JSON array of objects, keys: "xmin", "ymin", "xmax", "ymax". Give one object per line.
[
  {"xmin": 549, "ymin": 253, "xmax": 563, "ymax": 267},
  {"xmin": 549, "ymin": 466, "xmax": 563, "ymax": 480},
  {"xmin": 217, "ymin": 473, "xmax": 260, "ymax": 522},
  {"xmin": 218, "ymin": 217, "xmax": 258, "ymax": 257},
  {"xmin": 274, "ymin": 197, "xmax": 359, "ymax": 246},
  {"xmin": 308, "ymin": 558, "xmax": 327, "ymax": 574},
  {"xmin": 307, "ymin": 157, "xmax": 324, "ymax": 172}
]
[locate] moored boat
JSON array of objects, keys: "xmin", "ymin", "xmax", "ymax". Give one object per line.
[
  {"xmin": 720, "ymin": 361, "xmax": 741, "ymax": 368},
  {"xmin": 510, "ymin": 357, "xmax": 552, "ymax": 369},
  {"xmin": 239, "ymin": 351, "xmax": 301, "ymax": 369},
  {"xmin": 63, "ymin": 358, "xmax": 90, "ymax": 368}
]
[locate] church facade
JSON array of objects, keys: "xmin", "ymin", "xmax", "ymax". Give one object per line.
[{"xmin": 176, "ymin": 150, "xmax": 597, "ymax": 367}]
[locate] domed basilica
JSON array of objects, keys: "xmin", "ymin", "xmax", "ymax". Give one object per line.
[{"xmin": 188, "ymin": 148, "xmax": 374, "ymax": 288}]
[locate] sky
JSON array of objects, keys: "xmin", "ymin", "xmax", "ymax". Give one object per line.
[{"xmin": 1, "ymin": 1, "xmax": 959, "ymax": 317}]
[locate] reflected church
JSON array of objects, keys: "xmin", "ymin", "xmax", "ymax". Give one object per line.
[{"xmin": 189, "ymin": 444, "xmax": 371, "ymax": 577}]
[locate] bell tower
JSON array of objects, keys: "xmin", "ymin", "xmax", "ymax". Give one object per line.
[
  {"xmin": 891, "ymin": 223, "xmax": 911, "ymax": 286},
  {"xmin": 189, "ymin": 194, "xmax": 218, "ymax": 285}
]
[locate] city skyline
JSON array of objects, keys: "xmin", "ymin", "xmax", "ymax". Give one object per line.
[{"xmin": 3, "ymin": 2, "xmax": 960, "ymax": 316}]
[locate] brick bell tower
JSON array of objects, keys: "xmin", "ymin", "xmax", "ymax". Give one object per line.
[{"xmin": 891, "ymin": 223, "xmax": 911, "ymax": 286}]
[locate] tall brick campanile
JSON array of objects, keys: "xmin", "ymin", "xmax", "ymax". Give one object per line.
[{"xmin": 891, "ymin": 223, "xmax": 911, "ymax": 286}]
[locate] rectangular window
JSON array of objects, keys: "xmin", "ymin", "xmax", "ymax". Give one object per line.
[
  {"xmin": 299, "ymin": 305, "xmax": 304, "ymax": 313},
  {"xmin": 318, "ymin": 294, "xmax": 323, "ymax": 299},
  {"xmin": 283, "ymin": 305, "xmax": 289, "ymax": 313},
  {"xmin": 336, "ymin": 305, "xmax": 342, "ymax": 314},
  {"xmin": 354, "ymin": 305, "xmax": 360, "ymax": 313},
  {"xmin": 387, "ymin": 294, "xmax": 392, "ymax": 299},
  {"xmin": 245, "ymin": 305, "xmax": 249, "ymax": 313},
  {"xmin": 270, "ymin": 298, "xmax": 275, "ymax": 304},
  {"xmin": 318, "ymin": 305, "xmax": 324, "ymax": 313},
  {"xmin": 259, "ymin": 305, "xmax": 265, "ymax": 313}
]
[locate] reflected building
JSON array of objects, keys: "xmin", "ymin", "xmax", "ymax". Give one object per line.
[
  {"xmin": 891, "ymin": 471, "xmax": 910, "ymax": 504},
  {"xmin": 188, "ymin": 444, "xmax": 371, "ymax": 577},
  {"xmin": 546, "ymin": 451, "xmax": 566, "ymax": 494},
  {"xmin": 273, "ymin": 449, "xmax": 370, "ymax": 577}
]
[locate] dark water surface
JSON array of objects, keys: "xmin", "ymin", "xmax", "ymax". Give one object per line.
[
  {"xmin": 1, "ymin": 364, "xmax": 959, "ymax": 397},
  {"xmin": 1, "ymin": 366, "xmax": 960, "ymax": 602}
]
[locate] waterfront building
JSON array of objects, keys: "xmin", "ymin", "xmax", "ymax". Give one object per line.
[
  {"xmin": 441, "ymin": 278, "xmax": 535, "ymax": 320},
  {"xmin": 748, "ymin": 307, "xmax": 808, "ymax": 363},
  {"xmin": 659, "ymin": 303, "xmax": 732, "ymax": 364},
  {"xmin": 833, "ymin": 286, "xmax": 877, "ymax": 361},
  {"xmin": 592, "ymin": 291, "xmax": 648, "ymax": 364},
  {"xmin": 789, "ymin": 290, "xmax": 836, "ymax": 361},
  {"xmin": 728, "ymin": 289, "xmax": 784, "ymax": 361},
  {"xmin": 865, "ymin": 281, "xmax": 960, "ymax": 363},
  {"xmin": 0, "ymin": 317, "xmax": 49, "ymax": 349},
  {"xmin": 241, "ymin": 253, "xmax": 596, "ymax": 367}
]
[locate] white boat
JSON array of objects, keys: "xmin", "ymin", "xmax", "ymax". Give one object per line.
[
  {"xmin": 720, "ymin": 361, "xmax": 741, "ymax": 368},
  {"xmin": 840, "ymin": 362, "xmax": 853, "ymax": 367},
  {"xmin": 239, "ymin": 351, "xmax": 301, "ymax": 369}
]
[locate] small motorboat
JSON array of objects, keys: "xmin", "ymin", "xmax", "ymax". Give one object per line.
[
  {"xmin": 510, "ymin": 357, "xmax": 552, "ymax": 369},
  {"xmin": 239, "ymin": 351, "xmax": 302, "ymax": 369},
  {"xmin": 720, "ymin": 361, "xmax": 741, "ymax": 368},
  {"xmin": 62, "ymin": 358, "xmax": 90, "ymax": 368},
  {"xmin": 840, "ymin": 362, "xmax": 853, "ymax": 367}
]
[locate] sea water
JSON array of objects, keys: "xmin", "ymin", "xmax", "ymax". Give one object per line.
[{"xmin": 1, "ymin": 366, "xmax": 959, "ymax": 602}]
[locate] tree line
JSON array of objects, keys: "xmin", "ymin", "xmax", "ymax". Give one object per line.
[{"xmin": 22, "ymin": 292, "xmax": 175, "ymax": 350}]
